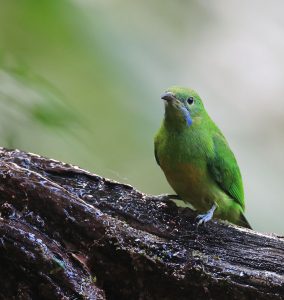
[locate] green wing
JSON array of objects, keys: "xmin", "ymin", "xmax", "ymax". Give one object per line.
[{"xmin": 208, "ymin": 133, "xmax": 244, "ymax": 210}]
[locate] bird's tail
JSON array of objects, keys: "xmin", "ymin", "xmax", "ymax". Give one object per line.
[{"xmin": 238, "ymin": 212, "xmax": 252, "ymax": 229}]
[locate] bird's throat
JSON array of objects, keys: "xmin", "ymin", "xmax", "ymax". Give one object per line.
[{"xmin": 164, "ymin": 105, "xmax": 192, "ymax": 130}]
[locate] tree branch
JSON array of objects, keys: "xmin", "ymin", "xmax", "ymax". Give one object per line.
[{"xmin": 0, "ymin": 148, "xmax": 283, "ymax": 300}]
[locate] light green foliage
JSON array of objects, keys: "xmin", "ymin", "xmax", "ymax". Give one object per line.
[
  {"xmin": 0, "ymin": 0, "xmax": 155, "ymax": 177},
  {"xmin": 0, "ymin": 58, "xmax": 80, "ymax": 148}
]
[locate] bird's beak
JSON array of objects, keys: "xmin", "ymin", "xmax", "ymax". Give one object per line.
[{"xmin": 161, "ymin": 92, "xmax": 176, "ymax": 102}]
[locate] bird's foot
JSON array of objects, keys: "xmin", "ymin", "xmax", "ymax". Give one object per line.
[
  {"xmin": 196, "ymin": 204, "xmax": 217, "ymax": 226},
  {"xmin": 149, "ymin": 194, "xmax": 180, "ymax": 202},
  {"xmin": 165, "ymin": 194, "xmax": 181, "ymax": 200},
  {"xmin": 148, "ymin": 194, "xmax": 180, "ymax": 209}
]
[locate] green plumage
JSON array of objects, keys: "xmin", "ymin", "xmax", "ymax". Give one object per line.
[{"xmin": 155, "ymin": 86, "xmax": 251, "ymax": 228}]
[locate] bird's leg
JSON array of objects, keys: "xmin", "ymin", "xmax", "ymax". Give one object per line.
[
  {"xmin": 196, "ymin": 204, "xmax": 217, "ymax": 226},
  {"xmin": 149, "ymin": 194, "xmax": 181, "ymax": 202},
  {"xmin": 166, "ymin": 194, "xmax": 181, "ymax": 200}
]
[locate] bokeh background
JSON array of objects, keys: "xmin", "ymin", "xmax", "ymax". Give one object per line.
[{"xmin": 0, "ymin": 0, "xmax": 283, "ymax": 233}]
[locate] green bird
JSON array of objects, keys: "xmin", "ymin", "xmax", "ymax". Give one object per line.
[{"xmin": 154, "ymin": 86, "xmax": 251, "ymax": 229}]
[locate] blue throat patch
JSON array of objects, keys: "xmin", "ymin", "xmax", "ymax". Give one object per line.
[{"xmin": 180, "ymin": 106, "xmax": 192, "ymax": 126}]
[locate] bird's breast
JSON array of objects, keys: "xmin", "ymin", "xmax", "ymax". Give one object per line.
[
  {"xmin": 155, "ymin": 124, "xmax": 215, "ymax": 210},
  {"xmin": 160, "ymin": 160, "xmax": 213, "ymax": 210}
]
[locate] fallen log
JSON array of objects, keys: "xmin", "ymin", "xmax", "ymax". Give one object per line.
[{"xmin": 0, "ymin": 148, "xmax": 283, "ymax": 300}]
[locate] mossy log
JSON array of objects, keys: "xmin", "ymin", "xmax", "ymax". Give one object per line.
[{"xmin": 0, "ymin": 148, "xmax": 283, "ymax": 300}]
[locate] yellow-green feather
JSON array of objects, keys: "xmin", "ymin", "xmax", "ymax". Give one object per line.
[{"xmin": 208, "ymin": 132, "xmax": 245, "ymax": 210}]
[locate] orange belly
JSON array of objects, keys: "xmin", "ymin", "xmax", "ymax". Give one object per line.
[{"xmin": 161, "ymin": 162, "xmax": 215, "ymax": 211}]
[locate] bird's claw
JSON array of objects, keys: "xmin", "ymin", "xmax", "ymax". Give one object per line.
[
  {"xmin": 195, "ymin": 204, "xmax": 217, "ymax": 227},
  {"xmin": 149, "ymin": 194, "xmax": 180, "ymax": 202},
  {"xmin": 148, "ymin": 194, "xmax": 179, "ymax": 209},
  {"xmin": 196, "ymin": 213, "xmax": 213, "ymax": 226}
]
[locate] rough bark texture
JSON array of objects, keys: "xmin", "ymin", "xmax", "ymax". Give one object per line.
[{"xmin": 0, "ymin": 148, "xmax": 283, "ymax": 300}]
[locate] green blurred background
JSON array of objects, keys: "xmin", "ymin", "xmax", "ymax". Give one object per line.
[{"xmin": 0, "ymin": 0, "xmax": 283, "ymax": 233}]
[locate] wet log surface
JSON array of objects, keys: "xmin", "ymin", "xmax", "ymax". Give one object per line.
[{"xmin": 0, "ymin": 148, "xmax": 283, "ymax": 300}]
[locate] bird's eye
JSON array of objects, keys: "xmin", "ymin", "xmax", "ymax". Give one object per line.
[{"xmin": 187, "ymin": 97, "xmax": 194, "ymax": 105}]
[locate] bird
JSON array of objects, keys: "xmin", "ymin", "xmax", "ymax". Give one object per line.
[{"xmin": 154, "ymin": 86, "xmax": 251, "ymax": 229}]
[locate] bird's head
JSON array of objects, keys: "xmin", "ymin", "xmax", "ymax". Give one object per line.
[{"xmin": 161, "ymin": 86, "xmax": 205, "ymax": 129}]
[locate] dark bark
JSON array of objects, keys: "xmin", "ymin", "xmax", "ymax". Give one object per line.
[{"xmin": 0, "ymin": 148, "xmax": 283, "ymax": 300}]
